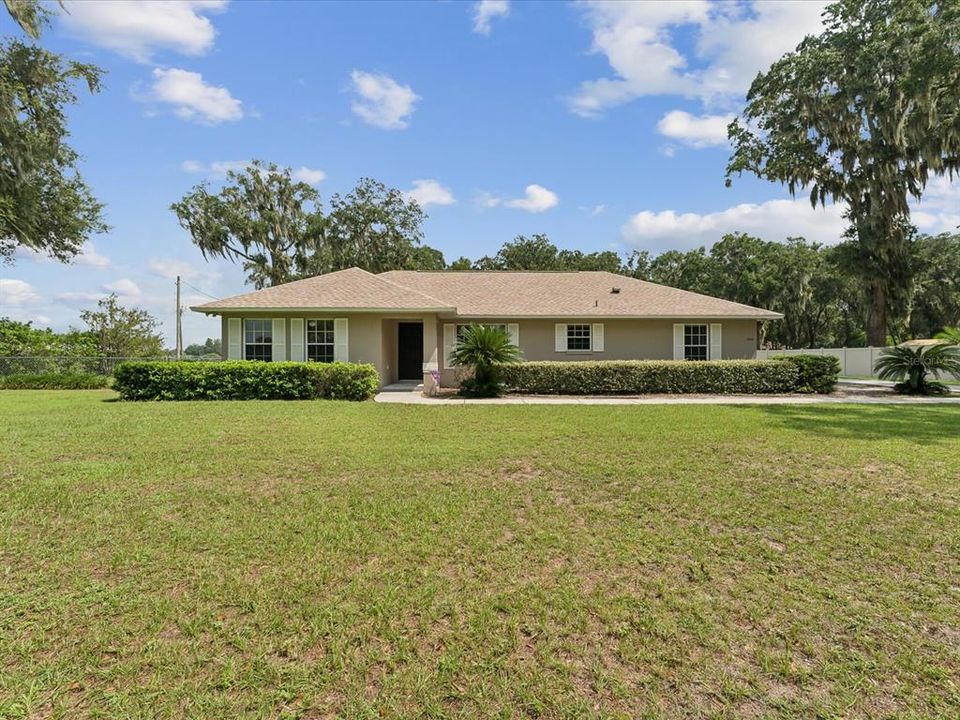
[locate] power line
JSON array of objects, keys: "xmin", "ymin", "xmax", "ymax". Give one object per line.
[{"xmin": 180, "ymin": 280, "xmax": 220, "ymax": 301}]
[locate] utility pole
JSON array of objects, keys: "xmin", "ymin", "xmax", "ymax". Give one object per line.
[{"xmin": 175, "ymin": 275, "xmax": 183, "ymax": 359}]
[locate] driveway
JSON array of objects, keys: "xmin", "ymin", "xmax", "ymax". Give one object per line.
[{"xmin": 375, "ymin": 381, "xmax": 960, "ymax": 405}]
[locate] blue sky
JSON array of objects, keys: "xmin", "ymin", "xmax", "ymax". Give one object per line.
[{"xmin": 2, "ymin": 0, "xmax": 958, "ymax": 345}]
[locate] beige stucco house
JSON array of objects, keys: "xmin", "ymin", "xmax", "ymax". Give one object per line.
[{"xmin": 192, "ymin": 267, "xmax": 782, "ymax": 390}]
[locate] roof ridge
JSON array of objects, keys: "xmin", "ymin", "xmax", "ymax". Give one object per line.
[{"xmin": 372, "ymin": 270, "xmax": 454, "ymax": 307}]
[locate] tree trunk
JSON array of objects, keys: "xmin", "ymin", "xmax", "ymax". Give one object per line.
[{"xmin": 865, "ymin": 280, "xmax": 887, "ymax": 347}]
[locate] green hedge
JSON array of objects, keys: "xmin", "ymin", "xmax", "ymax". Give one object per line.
[
  {"xmin": 771, "ymin": 354, "xmax": 840, "ymax": 394},
  {"xmin": 0, "ymin": 373, "xmax": 111, "ymax": 389},
  {"xmin": 495, "ymin": 360, "xmax": 799, "ymax": 395},
  {"xmin": 113, "ymin": 361, "xmax": 380, "ymax": 401}
]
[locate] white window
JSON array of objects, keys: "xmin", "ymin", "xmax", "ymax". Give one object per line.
[
  {"xmin": 566, "ymin": 324, "xmax": 591, "ymax": 351},
  {"xmin": 684, "ymin": 324, "xmax": 708, "ymax": 361},
  {"xmin": 306, "ymin": 319, "xmax": 335, "ymax": 362},
  {"xmin": 244, "ymin": 318, "xmax": 272, "ymax": 361}
]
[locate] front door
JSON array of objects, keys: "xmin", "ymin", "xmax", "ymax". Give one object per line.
[{"xmin": 397, "ymin": 322, "xmax": 423, "ymax": 381}]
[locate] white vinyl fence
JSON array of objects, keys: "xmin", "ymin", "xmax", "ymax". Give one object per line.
[{"xmin": 755, "ymin": 347, "xmax": 887, "ymax": 378}]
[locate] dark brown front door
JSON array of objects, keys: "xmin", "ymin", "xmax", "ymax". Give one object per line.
[{"xmin": 397, "ymin": 322, "xmax": 423, "ymax": 381}]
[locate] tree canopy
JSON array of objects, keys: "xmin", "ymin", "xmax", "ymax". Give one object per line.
[
  {"xmin": 171, "ymin": 161, "xmax": 319, "ymax": 288},
  {"xmin": 184, "ymin": 337, "xmax": 222, "ymax": 358},
  {"xmin": 726, "ymin": 0, "xmax": 960, "ymax": 345},
  {"xmin": 473, "ymin": 234, "xmax": 623, "ymax": 272},
  {"xmin": 172, "ymin": 166, "xmax": 442, "ymax": 288},
  {"xmin": 3, "ymin": 0, "xmax": 53, "ymax": 38},
  {"xmin": 0, "ymin": 316, "xmax": 95, "ymax": 356},
  {"xmin": 80, "ymin": 294, "xmax": 164, "ymax": 358},
  {"xmin": 1, "ymin": 4, "xmax": 106, "ymax": 263},
  {"xmin": 303, "ymin": 178, "xmax": 428, "ymax": 276}
]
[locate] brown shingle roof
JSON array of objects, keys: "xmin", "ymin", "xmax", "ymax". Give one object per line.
[
  {"xmin": 192, "ymin": 267, "xmax": 453, "ymax": 312},
  {"xmin": 193, "ymin": 267, "xmax": 781, "ymax": 319},
  {"xmin": 379, "ymin": 270, "xmax": 782, "ymax": 319}
]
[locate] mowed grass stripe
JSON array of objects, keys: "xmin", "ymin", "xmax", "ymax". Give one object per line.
[{"xmin": 1, "ymin": 391, "xmax": 958, "ymax": 719}]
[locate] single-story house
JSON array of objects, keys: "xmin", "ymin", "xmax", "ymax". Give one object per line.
[{"xmin": 192, "ymin": 267, "xmax": 782, "ymax": 390}]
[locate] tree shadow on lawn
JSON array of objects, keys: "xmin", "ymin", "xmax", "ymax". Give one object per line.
[{"xmin": 755, "ymin": 404, "xmax": 960, "ymax": 445}]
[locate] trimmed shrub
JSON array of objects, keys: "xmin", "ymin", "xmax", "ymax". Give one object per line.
[
  {"xmin": 113, "ymin": 361, "xmax": 380, "ymax": 401},
  {"xmin": 495, "ymin": 360, "xmax": 799, "ymax": 395},
  {"xmin": 771, "ymin": 354, "xmax": 840, "ymax": 394},
  {"xmin": 0, "ymin": 373, "xmax": 111, "ymax": 390}
]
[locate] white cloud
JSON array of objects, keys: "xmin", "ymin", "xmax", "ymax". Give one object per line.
[
  {"xmin": 404, "ymin": 179, "xmax": 456, "ymax": 207},
  {"xmin": 145, "ymin": 68, "xmax": 243, "ymax": 125},
  {"xmin": 505, "ymin": 184, "xmax": 559, "ymax": 213},
  {"xmin": 149, "ymin": 258, "xmax": 222, "ymax": 286},
  {"xmin": 291, "ymin": 166, "xmax": 327, "ymax": 185},
  {"xmin": 55, "ymin": 291, "xmax": 104, "ymax": 306},
  {"xmin": 590, "ymin": 204, "xmax": 606, "ymax": 216},
  {"xmin": 567, "ymin": 1, "xmax": 709, "ymax": 118},
  {"xmin": 568, "ymin": 1, "xmax": 829, "ymax": 117},
  {"xmin": 76, "ymin": 242, "xmax": 112, "ymax": 269},
  {"xmin": 622, "ymin": 179, "xmax": 960, "ymax": 253},
  {"xmin": 103, "ymin": 278, "xmax": 142, "ymax": 300},
  {"xmin": 350, "ymin": 70, "xmax": 419, "ymax": 130},
  {"xmin": 695, "ymin": 1, "xmax": 830, "ymax": 101},
  {"xmin": 0, "ymin": 278, "xmax": 41, "ymax": 307},
  {"xmin": 180, "ymin": 159, "xmax": 208, "ymax": 173},
  {"xmin": 474, "ymin": 191, "xmax": 502, "ymax": 209},
  {"xmin": 911, "ymin": 177, "xmax": 960, "ymax": 235},
  {"xmin": 13, "ymin": 242, "xmax": 111, "ymax": 269},
  {"xmin": 473, "ymin": 0, "xmax": 509, "ymax": 35},
  {"xmin": 150, "ymin": 258, "xmax": 194, "ymax": 279},
  {"xmin": 621, "ymin": 197, "xmax": 846, "ymax": 251},
  {"xmin": 656, "ymin": 110, "xmax": 733, "ymax": 147},
  {"xmin": 181, "ymin": 160, "xmax": 324, "ymax": 185},
  {"xmin": 181, "ymin": 159, "xmax": 247, "ymax": 175},
  {"xmin": 60, "ymin": 0, "xmax": 226, "ymax": 62}
]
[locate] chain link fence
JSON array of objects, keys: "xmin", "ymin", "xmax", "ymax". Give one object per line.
[{"xmin": 0, "ymin": 356, "xmax": 220, "ymax": 376}]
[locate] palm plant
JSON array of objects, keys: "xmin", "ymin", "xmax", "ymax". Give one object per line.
[
  {"xmin": 874, "ymin": 342, "xmax": 960, "ymax": 395},
  {"xmin": 934, "ymin": 327, "xmax": 960, "ymax": 346},
  {"xmin": 450, "ymin": 325, "xmax": 521, "ymax": 397}
]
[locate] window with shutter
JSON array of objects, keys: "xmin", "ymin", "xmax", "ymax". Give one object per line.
[
  {"xmin": 289, "ymin": 318, "xmax": 305, "ymax": 361},
  {"xmin": 591, "ymin": 323, "xmax": 604, "ymax": 352},
  {"xmin": 333, "ymin": 318, "xmax": 349, "ymax": 362},
  {"xmin": 566, "ymin": 324, "xmax": 591, "ymax": 351},
  {"xmin": 443, "ymin": 324, "xmax": 456, "ymax": 367},
  {"xmin": 244, "ymin": 319, "xmax": 272, "ymax": 361},
  {"xmin": 710, "ymin": 323, "xmax": 722, "ymax": 360},
  {"xmin": 683, "ymin": 324, "xmax": 708, "ymax": 361},
  {"xmin": 306, "ymin": 319, "xmax": 335, "ymax": 362},
  {"xmin": 227, "ymin": 318, "xmax": 242, "ymax": 359}
]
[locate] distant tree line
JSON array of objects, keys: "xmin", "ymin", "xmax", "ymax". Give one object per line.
[{"xmin": 183, "ymin": 337, "xmax": 222, "ymax": 359}]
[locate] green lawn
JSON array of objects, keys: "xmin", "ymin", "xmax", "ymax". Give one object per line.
[{"xmin": 2, "ymin": 391, "xmax": 959, "ymax": 719}]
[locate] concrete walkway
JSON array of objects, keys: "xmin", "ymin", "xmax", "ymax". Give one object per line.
[
  {"xmin": 375, "ymin": 383, "xmax": 960, "ymax": 406},
  {"xmin": 839, "ymin": 377, "xmax": 960, "ymax": 393}
]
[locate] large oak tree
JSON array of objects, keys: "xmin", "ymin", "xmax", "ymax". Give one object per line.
[
  {"xmin": 173, "ymin": 165, "xmax": 439, "ymax": 287},
  {"xmin": 726, "ymin": 0, "xmax": 960, "ymax": 345},
  {"xmin": 171, "ymin": 161, "xmax": 319, "ymax": 288}
]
